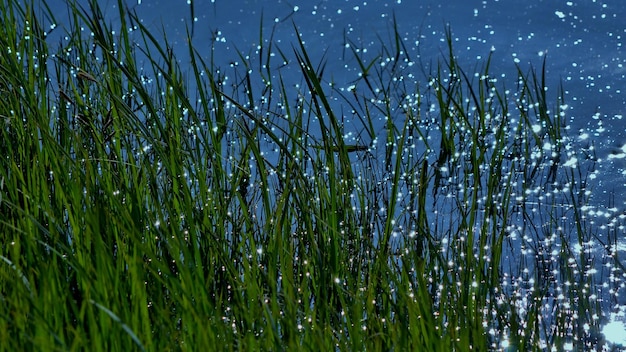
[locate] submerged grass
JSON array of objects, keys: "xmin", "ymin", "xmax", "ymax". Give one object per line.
[{"xmin": 0, "ymin": 0, "xmax": 616, "ymax": 350}]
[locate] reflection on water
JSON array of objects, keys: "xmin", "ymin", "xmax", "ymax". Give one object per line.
[{"xmin": 603, "ymin": 312, "xmax": 626, "ymax": 346}]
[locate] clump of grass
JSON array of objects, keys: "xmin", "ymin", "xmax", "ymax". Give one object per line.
[{"xmin": 0, "ymin": 0, "xmax": 615, "ymax": 350}]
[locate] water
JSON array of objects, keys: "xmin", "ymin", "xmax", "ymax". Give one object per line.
[
  {"xmin": 38, "ymin": 0, "xmax": 626, "ymax": 347},
  {"xmin": 135, "ymin": 0, "xmax": 626, "ymax": 200}
]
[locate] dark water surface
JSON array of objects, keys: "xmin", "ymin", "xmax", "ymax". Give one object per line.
[
  {"xmin": 42, "ymin": 0, "xmax": 626, "ymax": 197},
  {"xmin": 135, "ymin": 0, "xmax": 626, "ymax": 203}
]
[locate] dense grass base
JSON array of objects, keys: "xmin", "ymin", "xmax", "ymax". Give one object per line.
[{"xmin": 0, "ymin": 0, "xmax": 616, "ymax": 350}]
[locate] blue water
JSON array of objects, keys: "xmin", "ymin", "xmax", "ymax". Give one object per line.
[
  {"xmin": 37, "ymin": 0, "xmax": 626, "ymax": 347},
  {"xmin": 43, "ymin": 0, "xmax": 626, "ymax": 176},
  {"xmin": 130, "ymin": 0, "xmax": 626, "ymax": 200}
]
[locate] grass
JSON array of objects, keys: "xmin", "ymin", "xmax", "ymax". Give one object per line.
[{"xmin": 0, "ymin": 0, "xmax": 617, "ymax": 350}]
